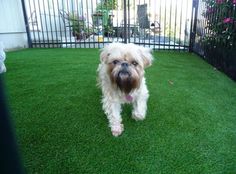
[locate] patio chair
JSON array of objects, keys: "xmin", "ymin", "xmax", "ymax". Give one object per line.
[
  {"xmin": 137, "ymin": 4, "xmax": 161, "ymax": 37},
  {"xmin": 137, "ymin": 4, "xmax": 149, "ymax": 38}
]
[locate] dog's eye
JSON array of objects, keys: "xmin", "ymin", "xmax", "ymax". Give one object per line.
[
  {"xmin": 132, "ymin": 61, "xmax": 138, "ymax": 66},
  {"xmin": 113, "ymin": 60, "xmax": 120, "ymax": 65}
]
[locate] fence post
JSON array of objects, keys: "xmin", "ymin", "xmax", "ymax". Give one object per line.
[
  {"xmin": 189, "ymin": 0, "xmax": 199, "ymax": 52},
  {"xmin": 123, "ymin": 0, "xmax": 128, "ymax": 43},
  {"xmin": 127, "ymin": 0, "xmax": 130, "ymax": 43},
  {"xmin": 21, "ymin": 0, "xmax": 32, "ymax": 48}
]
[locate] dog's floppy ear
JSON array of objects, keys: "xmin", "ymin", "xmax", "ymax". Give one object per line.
[
  {"xmin": 100, "ymin": 46, "xmax": 110, "ymax": 63},
  {"xmin": 138, "ymin": 46, "xmax": 154, "ymax": 68},
  {"xmin": 100, "ymin": 48, "xmax": 106, "ymax": 63}
]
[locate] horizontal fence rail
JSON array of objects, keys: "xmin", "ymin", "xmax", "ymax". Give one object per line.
[{"xmin": 23, "ymin": 0, "xmax": 193, "ymax": 50}]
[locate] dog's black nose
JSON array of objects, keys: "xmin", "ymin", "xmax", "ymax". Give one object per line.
[{"xmin": 121, "ymin": 62, "xmax": 129, "ymax": 67}]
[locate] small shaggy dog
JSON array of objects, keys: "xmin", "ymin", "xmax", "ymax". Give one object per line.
[
  {"xmin": 0, "ymin": 43, "xmax": 6, "ymax": 74},
  {"xmin": 97, "ymin": 43, "xmax": 153, "ymax": 136}
]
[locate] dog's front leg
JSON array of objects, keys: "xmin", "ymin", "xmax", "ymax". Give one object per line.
[
  {"xmin": 102, "ymin": 97, "xmax": 124, "ymax": 136},
  {"xmin": 132, "ymin": 94, "xmax": 148, "ymax": 121}
]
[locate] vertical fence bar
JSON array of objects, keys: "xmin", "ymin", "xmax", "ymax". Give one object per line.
[
  {"xmin": 85, "ymin": 0, "xmax": 90, "ymax": 48},
  {"xmin": 158, "ymin": 0, "xmax": 161, "ymax": 50},
  {"xmin": 76, "ymin": 0, "xmax": 80, "ymax": 48},
  {"xmin": 83, "ymin": 0, "xmax": 87, "ymax": 47},
  {"xmin": 91, "ymin": 0, "xmax": 95, "ymax": 48},
  {"xmin": 42, "ymin": 0, "xmax": 50, "ymax": 47},
  {"xmin": 116, "ymin": 0, "xmax": 119, "ymax": 42},
  {"xmin": 65, "ymin": 0, "xmax": 68, "ymax": 48},
  {"xmin": 189, "ymin": 0, "xmax": 199, "ymax": 52},
  {"xmin": 183, "ymin": 0, "xmax": 189, "ymax": 48},
  {"xmin": 138, "ymin": 0, "xmax": 140, "ymax": 46},
  {"xmin": 143, "ymin": 0, "xmax": 146, "ymax": 46},
  {"xmin": 179, "ymin": 0, "xmax": 183, "ymax": 50},
  {"xmin": 28, "ymin": 0, "xmax": 36, "ymax": 47},
  {"xmin": 102, "ymin": 0, "xmax": 104, "ymax": 45},
  {"xmin": 100, "ymin": 0, "xmax": 103, "ymax": 48},
  {"xmin": 47, "ymin": 1, "xmax": 54, "ymax": 47},
  {"xmin": 38, "ymin": 0, "xmax": 46, "ymax": 47},
  {"xmin": 123, "ymin": 0, "xmax": 127, "ymax": 43},
  {"xmin": 128, "ymin": 0, "xmax": 130, "ymax": 43},
  {"xmin": 169, "ymin": 0, "xmax": 172, "ymax": 49},
  {"xmin": 152, "ymin": 0, "xmax": 155, "ymax": 50},
  {"xmin": 174, "ymin": 0, "xmax": 177, "ymax": 50},
  {"xmin": 133, "ymin": 0, "xmax": 136, "ymax": 44},
  {"xmin": 72, "ymin": 0, "xmax": 76, "ymax": 48},
  {"xmin": 32, "ymin": 0, "xmax": 41, "ymax": 48},
  {"xmin": 57, "ymin": 0, "xmax": 63, "ymax": 48},
  {"xmin": 165, "ymin": 0, "xmax": 167, "ymax": 49},
  {"xmin": 61, "ymin": 0, "xmax": 67, "ymax": 48},
  {"xmin": 66, "ymin": 0, "xmax": 72, "ymax": 48},
  {"xmin": 111, "ymin": 0, "xmax": 114, "ymax": 43},
  {"xmin": 148, "ymin": 0, "xmax": 150, "ymax": 47},
  {"xmin": 52, "ymin": 0, "xmax": 59, "ymax": 47},
  {"xmin": 21, "ymin": 0, "xmax": 32, "ymax": 48},
  {"xmin": 72, "ymin": 0, "xmax": 76, "ymax": 47}
]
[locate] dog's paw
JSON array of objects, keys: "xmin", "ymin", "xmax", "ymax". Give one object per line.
[
  {"xmin": 132, "ymin": 113, "xmax": 146, "ymax": 121},
  {"xmin": 111, "ymin": 123, "xmax": 124, "ymax": 137}
]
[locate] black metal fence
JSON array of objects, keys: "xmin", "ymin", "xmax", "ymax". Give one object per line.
[
  {"xmin": 193, "ymin": 0, "xmax": 236, "ymax": 80},
  {"xmin": 21, "ymin": 0, "xmax": 236, "ymax": 80},
  {"xmin": 22, "ymin": 0, "xmax": 193, "ymax": 50}
]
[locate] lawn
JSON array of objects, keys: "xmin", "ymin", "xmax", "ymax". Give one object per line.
[{"xmin": 4, "ymin": 48, "xmax": 236, "ymax": 173}]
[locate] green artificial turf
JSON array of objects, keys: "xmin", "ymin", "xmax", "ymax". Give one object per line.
[{"xmin": 4, "ymin": 48, "xmax": 236, "ymax": 173}]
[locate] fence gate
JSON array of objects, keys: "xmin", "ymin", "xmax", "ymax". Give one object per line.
[{"xmin": 22, "ymin": 0, "xmax": 193, "ymax": 50}]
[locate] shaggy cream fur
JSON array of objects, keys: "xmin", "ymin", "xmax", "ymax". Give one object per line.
[{"xmin": 97, "ymin": 43, "xmax": 153, "ymax": 136}]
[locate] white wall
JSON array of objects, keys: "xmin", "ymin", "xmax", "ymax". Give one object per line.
[
  {"xmin": 25, "ymin": 0, "xmax": 95, "ymax": 42},
  {"xmin": 0, "ymin": 0, "xmax": 28, "ymax": 50}
]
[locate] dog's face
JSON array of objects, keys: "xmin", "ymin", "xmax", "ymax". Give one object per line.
[{"xmin": 100, "ymin": 43, "xmax": 153, "ymax": 94}]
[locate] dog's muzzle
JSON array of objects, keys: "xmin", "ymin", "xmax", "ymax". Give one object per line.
[
  {"xmin": 116, "ymin": 67, "xmax": 133, "ymax": 94},
  {"xmin": 118, "ymin": 62, "xmax": 130, "ymax": 78},
  {"xmin": 121, "ymin": 62, "xmax": 129, "ymax": 68},
  {"xmin": 118, "ymin": 69, "xmax": 130, "ymax": 79}
]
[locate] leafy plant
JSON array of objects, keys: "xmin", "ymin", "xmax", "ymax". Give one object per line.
[
  {"xmin": 202, "ymin": 0, "xmax": 236, "ymax": 47},
  {"xmin": 96, "ymin": 0, "xmax": 118, "ymax": 11},
  {"xmin": 93, "ymin": 0, "xmax": 117, "ymax": 36},
  {"xmin": 68, "ymin": 13, "xmax": 91, "ymax": 40}
]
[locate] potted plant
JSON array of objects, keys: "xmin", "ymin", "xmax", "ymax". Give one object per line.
[{"xmin": 69, "ymin": 13, "xmax": 91, "ymax": 40}]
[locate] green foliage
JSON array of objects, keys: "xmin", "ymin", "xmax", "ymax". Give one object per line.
[
  {"xmin": 68, "ymin": 13, "xmax": 91, "ymax": 39},
  {"xmin": 69, "ymin": 13, "xmax": 84, "ymax": 33},
  {"xmin": 93, "ymin": 0, "xmax": 117, "ymax": 36},
  {"xmin": 96, "ymin": 0, "xmax": 118, "ymax": 11},
  {"xmin": 202, "ymin": 0, "xmax": 236, "ymax": 47}
]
